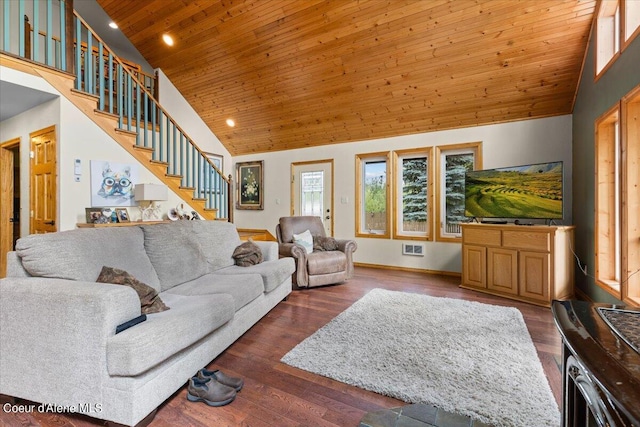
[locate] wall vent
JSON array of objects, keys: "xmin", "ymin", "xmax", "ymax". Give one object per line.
[{"xmin": 402, "ymin": 243, "xmax": 424, "ymax": 256}]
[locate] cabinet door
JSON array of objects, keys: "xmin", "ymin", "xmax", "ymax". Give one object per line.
[
  {"xmin": 519, "ymin": 251, "xmax": 550, "ymax": 302},
  {"xmin": 463, "ymin": 245, "xmax": 486, "ymax": 289},
  {"xmin": 487, "ymin": 248, "xmax": 518, "ymax": 295}
]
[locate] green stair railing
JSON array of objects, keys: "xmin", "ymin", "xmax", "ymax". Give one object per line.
[{"xmin": 1, "ymin": 0, "xmax": 231, "ymax": 220}]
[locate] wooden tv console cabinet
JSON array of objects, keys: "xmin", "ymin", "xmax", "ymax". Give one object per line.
[{"xmin": 460, "ymin": 223, "xmax": 575, "ymax": 307}]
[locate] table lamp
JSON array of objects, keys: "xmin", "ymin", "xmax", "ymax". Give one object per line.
[{"xmin": 134, "ymin": 183, "xmax": 168, "ymax": 221}]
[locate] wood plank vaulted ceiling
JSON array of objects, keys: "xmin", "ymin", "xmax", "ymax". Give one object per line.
[{"xmin": 97, "ymin": 0, "xmax": 596, "ymax": 156}]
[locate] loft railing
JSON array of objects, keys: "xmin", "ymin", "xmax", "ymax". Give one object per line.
[
  {"xmin": 0, "ymin": 0, "xmax": 231, "ymax": 220},
  {"xmin": 1, "ymin": 0, "xmax": 71, "ymax": 70}
]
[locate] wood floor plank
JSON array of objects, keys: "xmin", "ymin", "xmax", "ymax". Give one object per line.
[{"xmin": 0, "ymin": 267, "xmax": 562, "ymax": 426}]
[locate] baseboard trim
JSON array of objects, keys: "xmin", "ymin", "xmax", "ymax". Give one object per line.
[
  {"xmin": 574, "ymin": 287, "xmax": 595, "ymax": 302},
  {"xmin": 354, "ymin": 262, "xmax": 461, "ymax": 277}
]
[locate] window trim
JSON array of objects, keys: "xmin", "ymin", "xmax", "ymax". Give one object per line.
[
  {"xmin": 393, "ymin": 147, "xmax": 433, "ymax": 241},
  {"xmin": 593, "ymin": 83, "xmax": 640, "ymax": 307},
  {"xmin": 355, "ymin": 151, "xmax": 391, "ymax": 239},
  {"xmin": 595, "ymin": 0, "xmax": 621, "ymax": 80},
  {"xmin": 435, "ymin": 142, "xmax": 482, "ymax": 243},
  {"xmin": 594, "ymin": 103, "xmax": 621, "ymax": 298},
  {"xmin": 620, "ymin": 84, "xmax": 640, "ymax": 306},
  {"xmin": 622, "ymin": 0, "xmax": 640, "ymax": 50}
]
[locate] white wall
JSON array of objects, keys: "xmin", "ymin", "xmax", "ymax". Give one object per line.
[
  {"xmin": 0, "ymin": 66, "xmax": 193, "ymax": 236},
  {"xmin": 156, "ymin": 69, "xmax": 232, "ymax": 176},
  {"xmin": 233, "ymin": 115, "xmax": 573, "ymax": 273}
]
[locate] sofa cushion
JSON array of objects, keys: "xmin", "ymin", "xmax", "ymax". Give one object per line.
[
  {"xmin": 217, "ymin": 258, "xmax": 295, "ymax": 293},
  {"xmin": 307, "ymin": 251, "xmax": 347, "ymax": 275},
  {"xmin": 106, "ymin": 292, "xmax": 234, "ymax": 376},
  {"xmin": 189, "ymin": 221, "xmax": 242, "ymax": 271},
  {"xmin": 232, "ymin": 240, "xmax": 263, "ymax": 266},
  {"xmin": 96, "ymin": 266, "xmax": 169, "ymax": 314},
  {"xmin": 165, "ymin": 273, "xmax": 263, "ymax": 311},
  {"xmin": 141, "ymin": 222, "xmax": 208, "ymax": 292},
  {"xmin": 15, "ymin": 227, "xmax": 161, "ymax": 291}
]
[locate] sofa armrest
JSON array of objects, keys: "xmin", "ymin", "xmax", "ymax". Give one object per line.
[
  {"xmin": 0, "ymin": 277, "xmax": 140, "ymax": 403},
  {"xmin": 278, "ymin": 243, "xmax": 309, "ymax": 287},
  {"xmin": 254, "ymin": 241, "xmax": 278, "ymax": 262}
]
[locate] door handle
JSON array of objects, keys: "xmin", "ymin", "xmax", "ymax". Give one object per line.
[{"xmin": 44, "ymin": 220, "xmax": 55, "ymax": 226}]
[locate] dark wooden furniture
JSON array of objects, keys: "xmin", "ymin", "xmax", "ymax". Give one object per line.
[{"xmin": 552, "ymin": 300, "xmax": 640, "ymax": 427}]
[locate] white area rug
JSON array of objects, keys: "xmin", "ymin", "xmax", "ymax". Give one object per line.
[{"xmin": 281, "ymin": 288, "xmax": 559, "ymax": 427}]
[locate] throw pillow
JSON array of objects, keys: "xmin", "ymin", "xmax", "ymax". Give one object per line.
[
  {"xmin": 313, "ymin": 236, "xmax": 339, "ymax": 252},
  {"xmin": 292, "ymin": 229, "xmax": 313, "ymax": 254},
  {"xmin": 96, "ymin": 266, "xmax": 169, "ymax": 314},
  {"xmin": 232, "ymin": 240, "xmax": 263, "ymax": 267}
]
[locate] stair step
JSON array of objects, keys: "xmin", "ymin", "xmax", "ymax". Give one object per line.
[
  {"xmin": 115, "ymin": 128, "xmax": 137, "ymax": 138},
  {"xmin": 70, "ymin": 88, "xmax": 99, "ymax": 102},
  {"xmin": 179, "ymin": 186, "xmax": 195, "ymax": 191},
  {"xmin": 122, "ymin": 117, "xmax": 160, "ymax": 131},
  {"xmin": 94, "ymin": 109, "xmax": 118, "ymax": 120},
  {"xmin": 166, "ymin": 174, "xmax": 183, "ymax": 179},
  {"xmin": 132, "ymin": 145, "xmax": 154, "ymax": 153},
  {"xmin": 150, "ymin": 159, "xmax": 169, "ymax": 166}
]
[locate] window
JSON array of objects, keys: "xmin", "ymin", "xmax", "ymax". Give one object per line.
[
  {"xmin": 594, "ymin": 85, "xmax": 640, "ymax": 306},
  {"xmin": 623, "ymin": 0, "xmax": 640, "ymax": 46},
  {"xmin": 620, "ymin": 86, "xmax": 640, "ymax": 305},
  {"xmin": 435, "ymin": 142, "xmax": 482, "ymax": 241},
  {"xmin": 596, "ymin": 0, "xmax": 620, "ymax": 76},
  {"xmin": 595, "ymin": 105, "xmax": 621, "ymax": 295},
  {"xmin": 356, "ymin": 152, "xmax": 391, "ymax": 238},
  {"xmin": 300, "ymin": 170, "xmax": 324, "ymax": 217},
  {"xmin": 394, "ymin": 148, "xmax": 432, "ymax": 240}
]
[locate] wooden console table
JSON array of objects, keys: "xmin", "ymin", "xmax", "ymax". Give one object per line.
[{"xmin": 460, "ymin": 223, "xmax": 575, "ymax": 307}]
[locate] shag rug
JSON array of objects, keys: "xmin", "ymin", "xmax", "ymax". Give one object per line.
[{"xmin": 281, "ymin": 289, "xmax": 559, "ymax": 427}]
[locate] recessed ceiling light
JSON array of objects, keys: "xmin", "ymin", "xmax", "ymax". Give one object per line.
[
  {"xmin": 226, "ymin": 118, "xmax": 236, "ymax": 127},
  {"xmin": 108, "ymin": 22, "xmax": 118, "ymax": 29},
  {"xmin": 162, "ymin": 34, "xmax": 174, "ymax": 46}
]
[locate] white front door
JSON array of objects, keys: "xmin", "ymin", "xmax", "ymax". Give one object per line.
[{"xmin": 292, "ymin": 160, "xmax": 333, "ymax": 236}]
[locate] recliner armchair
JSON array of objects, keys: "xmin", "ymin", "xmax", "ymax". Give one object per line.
[{"xmin": 276, "ymin": 216, "xmax": 357, "ymax": 288}]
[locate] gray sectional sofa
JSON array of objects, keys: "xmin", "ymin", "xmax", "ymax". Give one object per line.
[{"xmin": 0, "ymin": 221, "xmax": 294, "ymax": 426}]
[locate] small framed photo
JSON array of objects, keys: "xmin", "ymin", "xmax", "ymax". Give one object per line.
[
  {"xmin": 85, "ymin": 207, "xmax": 107, "ymax": 224},
  {"xmin": 116, "ymin": 208, "xmax": 130, "ymax": 223}
]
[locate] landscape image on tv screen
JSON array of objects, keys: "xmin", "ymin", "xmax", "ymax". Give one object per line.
[{"xmin": 464, "ymin": 161, "xmax": 563, "ymax": 219}]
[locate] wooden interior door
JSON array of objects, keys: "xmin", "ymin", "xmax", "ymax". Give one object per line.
[
  {"xmin": 30, "ymin": 126, "xmax": 57, "ymax": 234},
  {"xmin": 0, "ymin": 138, "xmax": 20, "ymax": 277}
]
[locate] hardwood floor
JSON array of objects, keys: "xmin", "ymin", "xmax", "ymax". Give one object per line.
[{"xmin": 0, "ymin": 267, "xmax": 563, "ymax": 427}]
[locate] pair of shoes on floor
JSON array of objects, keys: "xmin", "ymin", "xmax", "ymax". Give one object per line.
[{"xmin": 186, "ymin": 369, "xmax": 244, "ymax": 407}]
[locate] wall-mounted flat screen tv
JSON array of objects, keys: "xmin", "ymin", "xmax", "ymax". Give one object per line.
[{"xmin": 464, "ymin": 161, "xmax": 563, "ymax": 220}]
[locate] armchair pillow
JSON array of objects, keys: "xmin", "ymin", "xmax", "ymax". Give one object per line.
[
  {"xmin": 313, "ymin": 236, "xmax": 338, "ymax": 252},
  {"xmin": 97, "ymin": 266, "xmax": 169, "ymax": 314},
  {"xmin": 292, "ymin": 229, "xmax": 313, "ymax": 254}
]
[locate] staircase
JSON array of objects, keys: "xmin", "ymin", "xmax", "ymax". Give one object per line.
[{"xmin": 0, "ymin": 1, "xmax": 231, "ymax": 221}]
